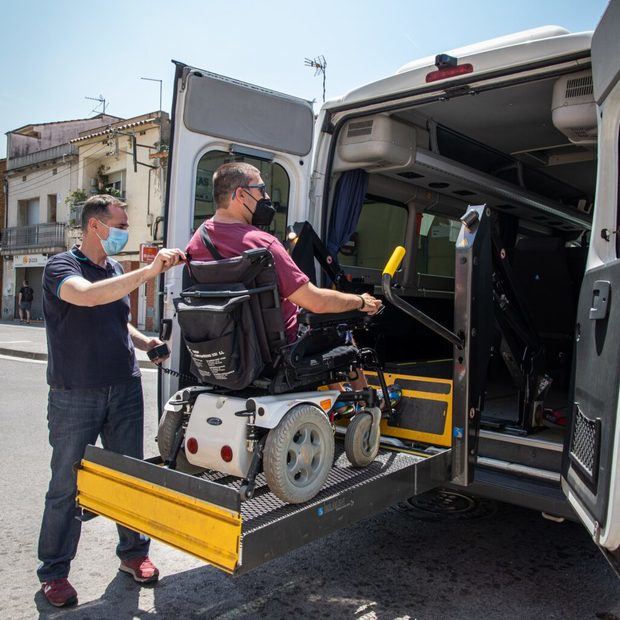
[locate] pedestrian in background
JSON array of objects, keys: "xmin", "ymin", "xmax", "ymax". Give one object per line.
[
  {"xmin": 37, "ymin": 194, "xmax": 186, "ymax": 608},
  {"xmin": 18, "ymin": 279, "xmax": 34, "ymax": 324}
]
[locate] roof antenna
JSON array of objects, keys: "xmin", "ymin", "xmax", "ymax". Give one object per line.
[
  {"xmin": 85, "ymin": 94, "xmax": 107, "ymax": 116},
  {"xmin": 304, "ymin": 55, "xmax": 327, "ymax": 103}
]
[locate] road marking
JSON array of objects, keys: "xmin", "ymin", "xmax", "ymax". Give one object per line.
[
  {"xmin": 0, "ymin": 354, "xmax": 47, "ymax": 365},
  {"xmin": 0, "ymin": 340, "xmax": 31, "ymax": 344}
]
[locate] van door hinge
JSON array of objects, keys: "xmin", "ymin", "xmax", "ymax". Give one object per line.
[{"xmin": 601, "ymin": 227, "xmax": 620, "ymax": 241}]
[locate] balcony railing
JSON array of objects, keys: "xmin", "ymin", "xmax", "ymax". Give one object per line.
[{"xmin": 0, "ymin": 222, "xmax": 66, "ymax": 253}]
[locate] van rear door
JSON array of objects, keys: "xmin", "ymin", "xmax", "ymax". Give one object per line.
[
  {"xmin": 562, "ymin": 0, "xmax": 620, "ymax": 575},
  {"xmin": 160, "ymin": 63, "xmax": 314, "ymax": 401}
]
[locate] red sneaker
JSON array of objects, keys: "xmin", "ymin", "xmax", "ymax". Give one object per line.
[
  {"xmin": 119, "ymin": 556, "xmax": 159, "ymax": 583},
  {"xmin": 41, "ymin": 578, "xmax": 78, "ymax": 607}
]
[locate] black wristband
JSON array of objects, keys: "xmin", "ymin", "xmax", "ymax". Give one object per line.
[{"xmin": 358, "ymin": 294, "xmax": 366, "ymax": 310}]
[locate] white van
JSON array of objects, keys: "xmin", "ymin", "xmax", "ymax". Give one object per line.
[{"xmin": 77, "ymin": 2, "xmax": 620, "ymax": 575}]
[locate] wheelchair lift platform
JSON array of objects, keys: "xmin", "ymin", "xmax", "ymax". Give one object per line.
[{"xmin": 76, "ymin": 442, "xmax": 451, "ymax": 575}]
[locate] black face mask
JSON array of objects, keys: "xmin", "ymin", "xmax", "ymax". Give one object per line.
[{"xmin": 242, "ymin": 191, "xmax": 276, "ymax": 228}]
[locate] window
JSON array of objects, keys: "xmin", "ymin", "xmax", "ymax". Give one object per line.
[
  {"xmin": 195, "ymin": 151, "xmax": 291, "ymax": 239},
  {"xmin": 194, "ymin": 151, "xmax": 291, "ymax": 240},
  {"xmin": 18, "ymin": 198, "xmax": 40, "ymax": 226},
  {"xmin": 104, "ymin": 171, "xmax": 126, "ymax": 199},
  {"xmin": 415, "ymin": 213, "xmax": 460, "ymax": 278},
  {"xmin": 338, "ymin": 197, "xmax": 408, "ymax": 270},
  {"xmin": 47, "ymin": 194, "xmax": 57, "ymax": 223}
]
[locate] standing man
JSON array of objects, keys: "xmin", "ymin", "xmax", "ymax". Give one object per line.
[
  {"xmin": 18, "ymin": 279, "xmax": 34, "ymax": 324},
  {"xmin": 38, "ymin": 194, "xmax": 186, "ymax": 608}
]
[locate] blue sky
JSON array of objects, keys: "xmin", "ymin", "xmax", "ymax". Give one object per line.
[{"xmin": 0, "ymin": 0, "xmax": 608, "ymax": 158}]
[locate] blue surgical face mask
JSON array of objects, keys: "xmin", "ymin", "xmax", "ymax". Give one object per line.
[{"xmin": 96, "ymin": 219, "xmax": 129, "ymax": 256}]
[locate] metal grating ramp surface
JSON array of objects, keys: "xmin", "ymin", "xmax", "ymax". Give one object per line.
[
  {"xmin": 200, "ymin": 447, "xmax": 423, "ymax": 532},
  {"xmin": 199, "ymin": 445, "xmax": 450, "ymax": 574}
]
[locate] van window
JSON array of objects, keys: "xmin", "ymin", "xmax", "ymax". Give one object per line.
[
  {"xmin": 338, "ymin": 197, "xmax": 408, "ymax": 270},
  {"xmin": 416, "ymin": 214, "xmax": 460, "ymax": 278},
  {"xmin": 194, "ymin": 150, "xmax": 290, "ymax": 240}
]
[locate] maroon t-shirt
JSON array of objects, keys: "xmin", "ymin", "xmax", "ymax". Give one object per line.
[{"xmin": 186, "ymin": 219, "xmax": 309, "ymax": 342}]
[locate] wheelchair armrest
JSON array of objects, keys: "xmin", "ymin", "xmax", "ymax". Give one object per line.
[{"xmin": 298, "ymin": 309, "xmax": 371, "ymax": 330}]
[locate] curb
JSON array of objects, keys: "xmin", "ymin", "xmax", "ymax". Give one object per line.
[
  {"xmin": 0, "ymin": 348, "xmax": 155, "ymax": 369},
  {"xmin": 0, "ymin": 347, "xmax": 48, "ymax": 362}
]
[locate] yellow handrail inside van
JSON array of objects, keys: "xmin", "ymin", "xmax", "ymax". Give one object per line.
[{"xmin": 383, "ymin": 246, "xmax": 406, "ymax": 277}]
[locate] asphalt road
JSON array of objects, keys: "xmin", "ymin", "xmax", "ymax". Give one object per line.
[{"xmin": 0, "ymin": 354, "xmax": 618, "ymax": 620}]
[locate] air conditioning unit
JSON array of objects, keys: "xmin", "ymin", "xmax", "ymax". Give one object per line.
[
  {"xmin": 551, "ymin": 70, "xmax": 597, "ymax": 145},
  {"xmin": 333, "ymin": 114, "xmax": 416, "ymax": 172}
]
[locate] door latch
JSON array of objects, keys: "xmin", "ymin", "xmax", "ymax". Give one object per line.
[{"xmin": 589, "ymin": 280, "xmax": 610, "ymax": 320}]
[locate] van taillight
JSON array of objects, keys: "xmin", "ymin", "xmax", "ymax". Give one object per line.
[
  {"xmin": 186, "ymin": 438, "xmax": 198, "ymax": 454},
  {"xmin": 221, "ymin": 446, "xmax": 233, "ymax": 462},
  {"xmin": 425, "ymin": 63, "xmax": 473, "ymax": 83}
]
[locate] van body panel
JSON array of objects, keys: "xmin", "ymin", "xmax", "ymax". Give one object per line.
[
  {"xmin": 561, "ymin": 1, "xmax": 620, "ymax": 560},
  {"xmin": 591, "ymin": 0, "xmax": 620, "ymax": 104},
  {"xmin": 327, "ymin": 31, "xmax": 592, "ymax": 112}
]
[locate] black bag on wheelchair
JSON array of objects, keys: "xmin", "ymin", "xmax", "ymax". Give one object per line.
[{"xmin": 175, "ymin": 247, "xmax": 287, "ymax": 391}]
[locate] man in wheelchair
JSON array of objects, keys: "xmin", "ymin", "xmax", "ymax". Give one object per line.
[{"xmin": 162, "ymin": 162, "xmax": 399, "ymax": 504}]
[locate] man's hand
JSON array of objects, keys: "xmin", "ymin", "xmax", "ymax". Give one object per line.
[
  {"xmin": 145, "ymin": 337, "xmax": 170, "ymax": 364},
  {"xmin": 148, "ymin": 248, "xmax": 187, "ymax": 277},
  {"xmin": 359, "ymin": 292, "xmax": 383, "ymax": 315}
]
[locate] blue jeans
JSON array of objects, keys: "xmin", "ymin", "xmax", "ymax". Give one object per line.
[{"xmin": 37, "ymin": 377, "xmax": 150, "ymax": 582}]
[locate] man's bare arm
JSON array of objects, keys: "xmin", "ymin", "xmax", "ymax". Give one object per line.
[
  {"xmin": 127, "ymin": 322, "xmax": 151, "ymax": 350},
  {"xmin": 288, "ymin": 282, "xmax": 381, "ymax": 315},
  {"xmin": 59, "ymin": 248, "xmax": 185, "ymax": 307}
]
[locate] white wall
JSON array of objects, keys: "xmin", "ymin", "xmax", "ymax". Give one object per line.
[{"xmin": 6, "ymin": 159, "xmax": 76, "ymax": 226}]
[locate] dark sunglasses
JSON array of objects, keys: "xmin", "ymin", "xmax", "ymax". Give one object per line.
[{"xmin": 239, "ymin": 183, "xmax": 267, "ymax": 197}]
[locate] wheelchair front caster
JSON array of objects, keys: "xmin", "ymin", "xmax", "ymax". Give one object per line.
[
  {"xmin": 345, "ymin": 409, "xmax": 380, "ymax": 467},
  {"xmin": 239, "ymin": 483, "xmax": 255, "ymax": 501}
]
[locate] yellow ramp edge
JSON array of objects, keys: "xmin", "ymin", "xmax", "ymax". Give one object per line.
[{"xmin": 77, "ymin": 460, "xmax": 242, "ymax": 573}]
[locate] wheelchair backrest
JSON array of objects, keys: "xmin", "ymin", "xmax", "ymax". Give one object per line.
[{"xmin": 175, "ymin": 248, "xmax": 287, "ymax": 390}]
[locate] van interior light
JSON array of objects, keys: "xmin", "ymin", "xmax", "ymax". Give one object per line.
[{"xmin": 425, "ymin": 63, "xmax": 474, "ymax": 83}]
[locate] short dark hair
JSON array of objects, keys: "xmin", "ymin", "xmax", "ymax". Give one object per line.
[
  {"xmin": 212, "ymin": 163, "xmax": 259, "ymax": 209},
  {"xmin": 23, "ymin": 280, "xmax": 29, "ymax": 286},
  {"xmin": 81, "ymin": 194, "xmax": 127, "ymax": 231}
]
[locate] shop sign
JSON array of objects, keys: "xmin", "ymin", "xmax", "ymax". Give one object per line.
[
  {"xmin": 14, "ymin": 254, "xmax": 48, "ymax": 267},
  {"xmin": 140, "ymin": 244, "xmax": 159, "ymax": 264}
]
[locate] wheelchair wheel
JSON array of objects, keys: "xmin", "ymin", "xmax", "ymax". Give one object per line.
[
  {"xmin": 345, "ymin": 411, "xmax": 380, "ymax": 467},
  {"xmin": 157, "ymin": 409, "xmax": 205, "ymax": 475},
  {"xmin": 263, "ymin": 403, "xmax": 334, "ymax": 504}
]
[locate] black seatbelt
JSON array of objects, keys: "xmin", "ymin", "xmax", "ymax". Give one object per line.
[{"xmin": 200, "ymin": 223, "xmax": 224, "ymax": 261}]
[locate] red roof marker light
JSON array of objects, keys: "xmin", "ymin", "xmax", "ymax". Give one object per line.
[{"xmin": 425, "ymin": 63, "xmax": 474, "ymax": 83}]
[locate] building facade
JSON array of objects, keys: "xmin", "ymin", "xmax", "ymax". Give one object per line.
[
  {"xmin": 0, "ymin": 158, "xmax": 6, "ymax": 303},
  {"xmin": 1, "ymin": 115, "xmax": 120, "ymax": 320},
  {"xmin": 69, "ymin": 111, "xmax": 170, "ymax": 331},
  {"xmin": 0, "ymin": 112, "xmax": 169, "ymax": 331}
]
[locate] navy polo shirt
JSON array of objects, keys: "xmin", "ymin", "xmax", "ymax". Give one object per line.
[{"xmin": 42, "ymin": 246, "xmax": 140, "ymax": 389}]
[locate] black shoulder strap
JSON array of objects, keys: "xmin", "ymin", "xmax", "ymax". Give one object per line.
[{"xmin": 200, "ymin": 223, "xmax": 224, "ymax": 261}]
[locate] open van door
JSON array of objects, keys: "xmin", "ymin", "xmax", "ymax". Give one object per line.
[
  {"xmin": 160, "ymin": 63, "xmax": 314, "ymax": 402},
  {"xmin": 562, "ymin": 0, "xmax": 620, "ymax": 575}
]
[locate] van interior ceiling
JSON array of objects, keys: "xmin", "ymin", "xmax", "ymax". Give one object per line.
[{"xmin": 329, "ymin": 68, "xmax": 597, "ymax": 437}]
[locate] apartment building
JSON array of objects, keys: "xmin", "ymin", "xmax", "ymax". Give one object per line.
[
  {"xmin": 0, "ymin": 114, "xmax": 119, "ymax": 320},
  {"xmin": 1, "ymin": 111, "xmax": 169, "ymax": 330}
]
